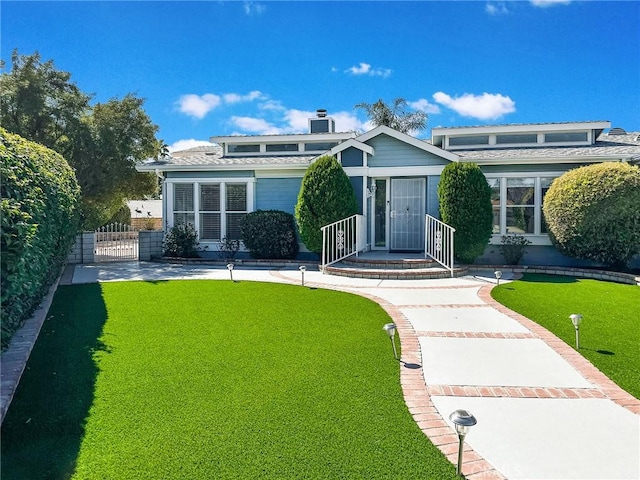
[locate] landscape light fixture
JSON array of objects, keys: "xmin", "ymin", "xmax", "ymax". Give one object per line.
[
  {"xmin": 494, "ymin": 270, "xmax": 503, "ymax": 285},
  {"xmin": 227, "ymin": 263, "xmax": 234, "ymax": 282},
  {"xmin": 570, "ymin": 313, "xmax": 583, "ymax": 349},
  {"xmin": 382, "ymin": 323, "xmax": 398, "ymax": 360},
  {"xmin": 449, "ymin": 409, "xmax": 477, "ymax": 477},
  {"xmin": 299, "ymin": 265, "xmax": 306, "ymax": 286}
]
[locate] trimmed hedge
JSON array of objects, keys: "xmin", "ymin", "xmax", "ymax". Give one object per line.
[
  {"xmin": 295, "ymin": 155, "xmax": 359, "ymax": 254},
  {"xmin": 438, "ymin": 162, "xmax": 493, "ymax": 264},
  {"xmin": 240, "ymin": 210, "xmax": 299, "ymax": 259},
  {"xmin": 0, "ymin": 128, "xmax": 81, "ymax": 349},
  {"xmin": 543, "ymin": 162, "xmax": 640, "ymax": 267}
]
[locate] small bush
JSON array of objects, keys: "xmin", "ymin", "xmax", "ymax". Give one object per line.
[
  {"xmin": 217, "ymin": 237, "xmax": 240, "ymax": 260},
  {"xmin": 240, "ymin": 210, "xmax": 299, "ymax": 259},
  {"xmin": 543, "ymin": 162, "xmax": 640, "ymax": 268},
  {"xmin": 499, "ymin": 234, "xmax": 531, "ymax": 265},
  {"xmin": 295, "ymin": 155, "xmax": 359, "ymax": 254},
  {"xmin": 1, "ymin": 128, "xmax": 81, "ymax": 349},
  {"xmin": 163, "ymin": 223, "xmax": 199, "ymax": 258},
  {"xmin": 438, "ymin": 163, "xmax": 493, "ymax": 264}
]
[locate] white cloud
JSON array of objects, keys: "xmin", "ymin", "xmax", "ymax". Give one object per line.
[
  {"xmin": 530, "ymin": 0, "xmax": 571, "ymax": 7},
  {"xmin": 409, "ymin": 98, "xmax": 441, "ymax": 115},
  {"xmin": 331, "ymin": 112, "xmax": 367, "ymax": 133},
  {"xmin": 177, "ymin": 93, "xmax": 221, "ymax": 119},
  {"xmin": 486, "ymin": 2, "xmax": 509, "ymax": 15},
  {"xmin": 346, "ymin": 62, "xmax": 392, "ymax": 78},
  {"xmin": 243, "ymin": 1, "xmax": 266, "ymax": 15},
  {"xmin": 168, "ymin": 139, "xmax": 214, "ymax": 153},
  {"xmin": 433, "ymin": 91, "xmax": 516, "ymax": 120},
  {"xmin": 223, "ymin": 90, "xmax": 264, "ymax": 104},
  {"xmin": 230, "ymin": 116, "xmax": 282, "ymax": 135}
]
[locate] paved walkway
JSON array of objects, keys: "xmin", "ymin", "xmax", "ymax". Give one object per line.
[{"xmin": 8, "ymin": 262, "xmax": 640, "ymax": 479}]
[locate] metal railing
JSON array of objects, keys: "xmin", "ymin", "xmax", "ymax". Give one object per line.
[
  {"xmin": 94, "ymin": 222, "xmax": 139, "ymax": 262},
  {"xmin": 320, "ymin": 214, "xmax": 366, "ymax": 272},
  {"xmin": 424, "ymin": 214, "xmax": 455, "ymax": 277}
]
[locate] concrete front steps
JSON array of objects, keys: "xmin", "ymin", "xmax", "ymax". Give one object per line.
[{"xmin": 324, "ymin": 255, "xmax": 468, "ymax": 280}]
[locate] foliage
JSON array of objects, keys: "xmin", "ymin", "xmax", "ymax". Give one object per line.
[
  {"xmin": 0, "ymin": 128, "xmax": 81, "ymax": 349},
  {"xmin": 438, "ymin": 162, "xmax": 493, "ymax": 263},
  {"xmin": 1, "ymin": 281, "xmax": 457, "ymax": 479},
  {"xmin": 355, "ymin": 98, "xmax": 427, "ymax": 134},
  {"xmin": 295, "ymin": 155, "xmax": 359, "ymax": 254},
  {"xmin": 240, "ymin": 210, "xmax": 299, "ymax": 259},
  {"xmin": 499, "ymin": 234, "xmax": 532, "ymax": 265},
  {"xmin": 217, "ymin": 237, "xmax": 240, "ymax": 260},
  {"xmin": 106, "ymin": 203, "xmax": 132, "ymax": 226},
  {"xmin": 543, "ymin": 162, "xmax": 640, "ymax": 268},
  {"xmin": 492, "ymin": 274, "xmax": 640, "ymax": 399},
  {"xmin": 1, "ymin": 50, "xmax": 160, "ymax": 230},
  {"xmin": 162, "ymin": 223, "xmax": 199, "ymax": 258}
]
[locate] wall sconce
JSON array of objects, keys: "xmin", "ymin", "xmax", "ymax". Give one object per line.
[
  {"xmin": 227, "ymin": 263, "xmax": 234, "ymax": 282},
  {"xmin": 366, "ymin": 181, "xmax": 377, "ymax": 198},
  {"xmin": 570, "ymin": 313, "xmax": 583, "ymax": 349},
  {"xmin": 299, "ymin": 265, "xmax": 306, "ymax": 286},
  {"xmin": 449, "ymin": 409, "xmax": 477, "ymax": 477},
  {"xmin": 382, "ymin": 323, "xmax": 398, "ymax": 360}
]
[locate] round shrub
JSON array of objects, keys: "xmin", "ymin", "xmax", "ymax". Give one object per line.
[
  {"xmin": 438, "ymin": 162, "xmax": 493, "ymax": 264},
  {"xmin": 295, "ymin": 155, "xmax": 359, "ymax": 254},
  {"xmin": 543, "ymin": 162, "xmax": 640, "ymax": 268},
  {"xmin": 1, "ymin": 128, "xmax": 81, "ymax": 349},
  {"xmin": 240, "ymin": 210, "xmax": 299, "ymax": 259},
  {"xmin": 163, "ymin": 223, "xmax": 199, "ymax": 258},
  {"xmin": 106, "ymin": 202, "xmax": 132, "ymax": 226}
]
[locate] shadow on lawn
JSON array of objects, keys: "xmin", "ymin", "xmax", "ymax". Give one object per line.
[{"xmin": 1, "ymin": 284, "xmax": 108, "ymax": 480}]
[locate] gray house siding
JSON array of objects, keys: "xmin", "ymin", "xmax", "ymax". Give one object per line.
[
  {"xmin": 166, "ymin": 171, "xmax": 255, "ymax": 179},
  {"xmin": 256, "ymin": 177, "xmax": 302, "ymax": 214},
  {"xmin": 367, "ymin": 135, "xmax": 450, "ymax": 167},
  {"xmin": 427, "ymin": 175, "xmax": 440, "ymax": 218},
  {"xmin": 349, "ymin": 176, "xmax": 364, "ymax": 214}
]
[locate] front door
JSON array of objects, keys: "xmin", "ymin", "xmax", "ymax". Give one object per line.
[{"xmin": 389, "ymin": 178, "xmax": 425, "ymax": 251}]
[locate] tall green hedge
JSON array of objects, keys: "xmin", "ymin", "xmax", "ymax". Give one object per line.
[
  {"xmin": 0, "ymin": 128, "xmax": 81, "ymax": 349},
  {"xmin": 438, "ymin": 162, "xmax": 493, "ymax": 264},
  {"xmin": 543, "ymin": 162, "xmax": 640, "ymax": 268},
  {"xmin": 295, "ymin": 155, "xmax": 359, "ymax": 254}
]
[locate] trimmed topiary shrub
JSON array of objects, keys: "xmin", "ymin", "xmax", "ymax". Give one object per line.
[
  {"xmin": 106, "ymin": 202, "xmax": 132, "ymax": 226},
  {"xmin": 163, "ymin": 223, "xmax": 199, "ymax": 258},
  {"xmin": 1, "ymin": 128, "xmax": 81, "ymax": 349},
  {"xmin": 240, "ymin": 210, "xmax": 299, "ymax": 259},
  {"xmin": 543, "ymin": 162, "xmax": 640, "ymax": 268},
  {"xmin": 295, "ymin": 155, "xmax": 359, "ymax": 254},
  {"xmin": 438, "ymin": 162, "xmax": 493, "ymax": 264}
]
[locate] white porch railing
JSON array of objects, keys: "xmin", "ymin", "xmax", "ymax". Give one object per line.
[
  {"xmin": 424, "ymin": 214, "xmax": 456, "ymax": 277},
  {"xmin": 321, "ymin": 214, "xmax": 366, "ymax": 272}
]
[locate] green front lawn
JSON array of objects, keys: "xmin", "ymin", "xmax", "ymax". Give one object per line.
[
  {"xmin": 1, "ymin": 281, "xmax": 456, "ymax": 479},
  {"xmin": 491, "ymin": 274, "xmax": 640, "ymax": 399}
]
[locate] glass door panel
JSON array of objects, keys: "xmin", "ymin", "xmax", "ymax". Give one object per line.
[
  {"xmin": 373, "ymin": 179, "xmax": 388, "ymax": 248},
  {"xmin": 390, "ymin": 178, "xmax": 425, "ymax": 251}
]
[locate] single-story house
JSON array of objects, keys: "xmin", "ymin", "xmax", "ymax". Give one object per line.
[{"xmin": 137, "ymin": 111, "xmax": 640, "ymax": 266}]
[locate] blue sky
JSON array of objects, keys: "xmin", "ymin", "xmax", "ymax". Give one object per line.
[{"xmin": 2, "ymin": 1, "xmax": 639, "ymax": 151}]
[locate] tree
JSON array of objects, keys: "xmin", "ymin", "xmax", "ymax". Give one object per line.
[
  {"xmin": 543, "ymin": 162, "xmax": 640, "ymax": 268},
  {"xmin": 354, "ymin": 98, "xmax": 427, "ymax": 134},
  {"xmin": 295, "ymin": 155, "xmax": 359, "ymax": 254},
  {"xmin": 1, "ymin": 50, "xmax": 159, "ymax": 229},
  {"xmin": 438, "ymin": 163, "xmax": 493, "ymax": 264}
]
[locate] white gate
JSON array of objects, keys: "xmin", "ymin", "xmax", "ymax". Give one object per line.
[{"xmin": 94, "ymin": 223, "xmax": 139, "ymax": 262}]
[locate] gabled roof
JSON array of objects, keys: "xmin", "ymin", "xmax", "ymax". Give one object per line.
[
  {"xmin": 330, "ymin": 138, "xmax": 374, "ymax": 156},
  {"xmin": 355, "ymin": 125, "xmax": 459, "ymax": 162}
]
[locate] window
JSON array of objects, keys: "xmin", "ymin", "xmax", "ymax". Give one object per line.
[
  {"xmin": 487, "ymin": 178, "xmax": 501, "ymax": 234},
  {"xmin": 495, "ymin": 134, "xmax": 537, "ymax": 145},
  {"xmin": 266, "ymin": 143, "xmax": 299, "ymax": 152},
  {"xmin": 171, "ymin": 181, "xmax": 251, "ymax": 243},
  {"xmin": 228, "ymin": 144, "xmax": 260, "ymax": 153},
  {"xmin": 173, "ymin": 183, "xmax": 194, "ymax": 225},
  {"xmin": 540, "ymin": 177, "xmax": 555, "ymax": 234},
  {"xmin": 506, "ymin": 178, "xmax": 535, "ymax": 234},
  {"xmin": 448, "ymin": 135, "xmax": 489, "ymax": 147},
  {"xmin": 304, "ymin": 142, "xmax": 338, "ymax": 151},
  {"xmin": 544, "ymin": 132, "xmax": 588, "ymax": 143}
]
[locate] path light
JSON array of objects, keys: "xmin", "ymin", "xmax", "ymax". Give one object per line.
[
  {"xmin": 494, "ymin": 270, "xmax": 503, "ymax": 285},
  {"xmin": 227, "ymin": 263, "xmax": 234, "ymax": 282},
  {"xmin": 570, "ymin": 313, "xmax": 583, "ymax": 349},
  {"xmin": 299, "ymin": 265, "xmax": 306, "ymax": 286},
  {"xmin": 382, "ymin": 323, "xmax": 398, "ymax": 360},
  {"xmin": 449, "ymin": 409, "xmax": 477, "ymax": 477}
]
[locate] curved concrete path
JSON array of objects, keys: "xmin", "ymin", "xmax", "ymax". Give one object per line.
[{"xmin": 22, "ymin": 262, "xmax": 640, "ymax": 478}]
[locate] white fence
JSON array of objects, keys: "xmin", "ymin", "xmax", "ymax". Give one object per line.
[
  {"xmin": 94, "ymin": 223, "xmax": 139, "ymax": 262},
  {"xmin": 424, "ymin": 214, "xmax": 456, "ymax": 277},
  {"xmin": 320, "ymin": 215, "xmax": 366, "ymax": 272}
]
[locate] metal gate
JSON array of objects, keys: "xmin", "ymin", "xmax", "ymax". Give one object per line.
[
  {"xmin": 390, "ymin": 178, "xmax": 426, "ymax": 250},
  {"xmin": 94, "ymin": 223, "xmax": 139, "ymax": 262}
]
